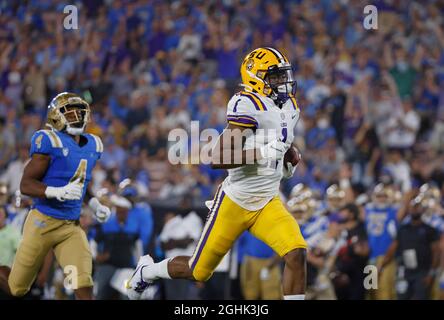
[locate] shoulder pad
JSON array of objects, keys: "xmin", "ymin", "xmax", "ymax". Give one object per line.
[
  {"xmin": 39, "ymin": 130, "xmax": 64, "ymax": 148},
  {"xmin": 88, "ymin": 134, "xmax": 104, "ymax": 153}
]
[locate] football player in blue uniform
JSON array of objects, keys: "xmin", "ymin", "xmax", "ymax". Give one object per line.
[
  {"xmin": 417, "ymin": 183, "xmax": 444, "ymax": 300},
  {"xmin": 365, "ymin": 183, "xmax": 399, "ymax": 299},
  {"xmin": 288, "ymin": 186, "xmax": 337, "ymax": 299},
  {"xmin": 0, "ymin": 92, "xmax": 111, "ymax": 299}
]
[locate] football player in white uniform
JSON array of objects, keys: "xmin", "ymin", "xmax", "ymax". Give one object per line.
[{"xmin": 127, "ymin": 47, "xmax": 307, "ymax": 300}]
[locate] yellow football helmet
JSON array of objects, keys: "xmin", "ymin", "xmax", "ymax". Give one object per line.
[
  {"xmin": 47, "ymin": 92, "xmax": 90, "ymax": 135},
  {"xmin": 240, "ymin": 47, "xmax": 296, "ymax": 105}
]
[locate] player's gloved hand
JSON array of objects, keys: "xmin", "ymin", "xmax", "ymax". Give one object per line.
[
  {"xmin": 259, "ymin": 139, "xmax": 287, "ymax": 162},
  {"xmin": 89, "ymin": 197, "xmax": 111, "ymax": 223},
  {"xmin": 283, "ymin": 161, "xmax": 297, "ymax": 179},
  {"xmin": 45, "ymin": 182, "xmax": 83, "ymax": 202}
]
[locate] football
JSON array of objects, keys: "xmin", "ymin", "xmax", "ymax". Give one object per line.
[{"xmin": 284, "ymin": 146, "xmax": 301, "ymax": 168}]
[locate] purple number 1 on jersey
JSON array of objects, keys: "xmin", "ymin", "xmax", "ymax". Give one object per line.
[{"xmin": 282, "ymin": 127, "xmax": 287, "ymax": 143}]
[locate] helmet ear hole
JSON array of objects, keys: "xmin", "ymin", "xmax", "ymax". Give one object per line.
[{"xmin": 249, "ymin": 81, "xmax": 257, "ymax": 86}]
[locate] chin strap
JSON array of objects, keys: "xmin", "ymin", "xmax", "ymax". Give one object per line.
[{"xmin": 66, "ymin": 126, "xmax": 85, "ymax": 135}]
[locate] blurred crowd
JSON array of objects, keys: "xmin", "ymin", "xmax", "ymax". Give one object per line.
[{"xmin": 1, "ymin": 0, "xmax": 444, "ymax": 299}]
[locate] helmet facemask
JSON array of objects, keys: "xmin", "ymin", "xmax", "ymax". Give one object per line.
[
  {"xmin": 60, "ymin": 103, "xmax": 90, "ymax": 135},
  {"xmin": 47, "ymin": 94, "xmax": 91, "ymax": 136},
  {"xmin": 262, "ymin": 65, "xmax": 297, "ymax": 105}
]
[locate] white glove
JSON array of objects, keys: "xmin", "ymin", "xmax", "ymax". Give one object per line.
[
  {"xmin": 45, "ymin": 182, "xmax": 82, "ymax": 202},
  {"xmin": 283, "ymin": 161, "xmax": 297, "ymax": 179},
  {"xmin": 259, "ymin": 139, "xmax": 287, "ymax": 162},
  {"xmin": 89, "ymin": 197, "xmax": 111, "ymax": 223}
]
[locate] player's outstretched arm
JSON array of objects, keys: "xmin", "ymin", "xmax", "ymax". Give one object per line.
[
  {"xmin": 211, "ymin": 123, "xmax": 286, "ymax": 169},
  {"xmin": 20, "ymin": 153, "xmax": 51, "ymax": 198}
]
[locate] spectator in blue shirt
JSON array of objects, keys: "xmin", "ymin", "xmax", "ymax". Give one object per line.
[
  {"xmin": 306, "ymin": 112, "xmax": 336, "ymax": 150},
  {"xmin": 119, "ymin": 180, "xmax": 154, "ymax": 255},
  {"xmin": 93, "ymin": 195, "xmax": 143, "ymax": 300},
  {"xmin": 238, "ymin": 232, "xmax": 282, "ymax": 300}
]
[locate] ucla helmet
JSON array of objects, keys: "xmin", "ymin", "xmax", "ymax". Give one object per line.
[
  {"xmin": 290, "ymin": 183, "xmax": 309, "ymax": 198},
  {"xmin": 372, "ymin": 183, "xmax": 394, "ymax": 208},
  {"xmin": 240, "ymin": 47, "xmax": 296, "ymax": 105},
  {"xmin": 47, "ymin": 92, "xmax": 90, "ymax": 135},
  {"xmin": 326, "ymin": 184, "xmax": 346, "ymax": 211},
  {"xmin": 287, "ymin": 189, "xmax": 317, "ymax": 224},
  {"xmin": 419, "ymin": 183, "xmax": 441, "ymax": 211}
]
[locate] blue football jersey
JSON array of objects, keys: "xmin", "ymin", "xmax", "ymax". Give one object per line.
[
  {"xmin": 29, "ymin": 129, "xmax": 103, "ymax": 220},
  {"xmin": 300, "ymin": 213, "xmax": 329, "ymax": 249},
  {"xmin": 364, "ymin": 204, "xmax": 398, "ymax": 259}
]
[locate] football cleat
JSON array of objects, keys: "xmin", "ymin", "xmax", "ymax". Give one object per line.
[{"xmin": 126, "ymin": 254, "xmax": 155, "ymax": 300}]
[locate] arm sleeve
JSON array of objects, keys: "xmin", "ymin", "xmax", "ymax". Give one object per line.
[
  {"xmin": 29, "ymin": 131, "xmax": 53, "ymax": 156},
  {"xmin": 226, "ymin": 95, "xmax": 259, "ymax": 129}
]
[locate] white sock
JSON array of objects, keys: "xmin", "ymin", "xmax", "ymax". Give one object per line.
[
  {"xmin": 284, "ymin": 294, "xmax": 305, "ymax": 300},
  {"xmin": 142, "ymin": 258, "xmax": 172, "ymax": 280}
]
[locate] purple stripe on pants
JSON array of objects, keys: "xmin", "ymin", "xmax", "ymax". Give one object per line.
[{"xmin": 191, "ymin": 191, "xmax": 226, "ymax": 270}]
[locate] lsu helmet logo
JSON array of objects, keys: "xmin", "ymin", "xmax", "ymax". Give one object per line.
[{"xmin": 246, "ymin": 58, "xmax": 254, "ymax": 71}]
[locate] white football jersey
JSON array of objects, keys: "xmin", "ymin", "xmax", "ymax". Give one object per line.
[{"xmin": 221, "ymin": 91, "xmax": 300, "ymax": 211}]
